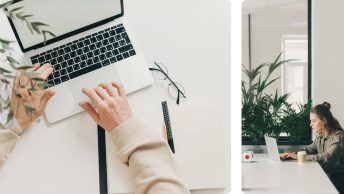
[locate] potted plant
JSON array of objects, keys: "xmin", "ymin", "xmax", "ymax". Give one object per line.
[{"xmin": 242, "ymin": 52, "xmax": 312, "ymax": 144}]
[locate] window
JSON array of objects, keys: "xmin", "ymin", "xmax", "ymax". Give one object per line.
[
  {"xmin": 278, "ymin": 35, "xmax": 310, "ymax": 140},
  {"xmin": 282, "ymin": 35, "xmax": 308, "ymax": 107}
]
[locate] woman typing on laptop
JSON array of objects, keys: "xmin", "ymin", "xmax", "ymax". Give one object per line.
[
  {"xmin": 281, "ymin": 102, "xmax": 344, "ymax": 193},
  {"xmin": 0, "ymin": 64, "xmax": 190, "ymax": 194}
]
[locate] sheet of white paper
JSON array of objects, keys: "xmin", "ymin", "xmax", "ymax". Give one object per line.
[{"xmin": 106, "ymin": 106, "xmax": 226, "ymax": 193}]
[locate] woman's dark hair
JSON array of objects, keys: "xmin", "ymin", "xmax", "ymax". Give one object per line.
[{"xmin": 311, "ymin": 102, "xmax": 343, "ymax": 132}]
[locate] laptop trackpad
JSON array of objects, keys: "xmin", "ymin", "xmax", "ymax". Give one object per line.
[{"xmin": 68, "ymin": 66, "xmax": 121, "ymax": 106}]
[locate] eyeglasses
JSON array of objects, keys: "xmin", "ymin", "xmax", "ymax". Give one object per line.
[{"xmin": 149, "ymin": 62, "xmax": 186, "ymax": 105}]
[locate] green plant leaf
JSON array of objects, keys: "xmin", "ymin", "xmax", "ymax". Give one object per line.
[
  {"xmin": 262, "ymin": 77, "xmax": 279, "ymax": 92},
  {"xmin": 20, "ymin": 14, "xmax": 33, "ymax": 20},
  {"xmin": 7, "ymin": 61, "xmax": 18, "ymax": 70},
  {"xmin": 0, "ymin": 38, "xmax": 13, "ymax": 45},
  {"xmin": 16, "ymin": 65, "xmax": 33, "ymax": 70},
  {"xmin": 9, "ymin": 6, "xmax": 23, "ymax": 14},
  {"xmin": 272, "ymin": 52, "xmax": 283, "ymax": 65},
  {"xmin": 243, "ymin": 63, "xmax": 267, "ymax": 84},
  {"xmin": 0, "ymin": 1, "xmax": 13, "ymax": 9},
  {"xmin": 24, "ymin": 105, "xmax": 36, "ymax": 114},
  {"xmin": 15, "ymin": 90, "xmax": 22, "ymax": 98},
  {"xmin": 31, "ymin": 22, "xmax": 49, "ymax": 34},
  {"xmin": 27, "ymin": 88, "xmax": 32, "ymax": 96},
  {"xmin": 4, "ymin": 74, "xmax": 15, "ymax": 78},
  {"xmin": 6, "ymin": 111, "xmax": 14, "ymax": 124},
  {"xmin": 23, "ymin": 71, "xmax": 39, "ymax": 77},
  {"xmin": 37, "ymin": 81, "xmax": 50, "ymax": 89},
  {"xmin": 0, "ymin": 78, "xmax": 11, "ymax": 84},
  {"xmin": 15, "ymin": 11, "xmax": 25, "ymax": 18},
  {"xmin": 42, "ymin": 30, "xmax": 56, "ymax": 45},
  {"xmin": 25, "ymin": 21, "xmax": 33, "ymax": 34},
  {"xmin": 6, "ymin": 56, "xmax": 19, "ymax": 64},
  {"xmin": 0, "ymin": 67, "xmax": 11, "ymax": 74},
  {"xmin": 31, "ymin": 77, "xmax": 46, "ymax": 82}
]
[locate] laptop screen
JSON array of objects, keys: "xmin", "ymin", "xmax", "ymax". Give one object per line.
[
  {"xmin": 264, "ymin": 136, "xmax": 281, "ymax": 162},
  {"xmin": 7, "ymin": 0, "xmax": 122, "ymax": 51}
]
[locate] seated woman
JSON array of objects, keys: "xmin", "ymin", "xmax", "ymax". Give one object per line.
[{"xmin": 281, "ymin": 102, "xmax": 344, "ymax": 193}]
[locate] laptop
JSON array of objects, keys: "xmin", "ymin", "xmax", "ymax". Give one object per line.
[
  {"xmin": 264, "ymin": 136, "xmax": 293, "ymax": 162},
  {"xmin": 7, "ymin": 0, "xmax": 153, "ymax": 123}
]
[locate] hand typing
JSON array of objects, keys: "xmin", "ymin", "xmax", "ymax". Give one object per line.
[
  {"xmin": 10, "ymin": 63, "xmax": 55, "ymax": 132},
  {"xmin": 79, "ymin": 82, "xmax": 133, "ymax": 132}
]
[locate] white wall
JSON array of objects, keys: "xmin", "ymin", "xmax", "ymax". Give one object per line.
[
  {"xmin": 242, "ymin": 2, "xmax": 307, "ymax": 96},
  {"xmin": 313, "ymin": 0, "xmax": 344, "ymax": 126}
]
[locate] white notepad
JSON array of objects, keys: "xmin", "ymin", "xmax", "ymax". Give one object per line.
[{"xmin": 105, "ymin": 106, "xmax": 227, "ymax": 193}]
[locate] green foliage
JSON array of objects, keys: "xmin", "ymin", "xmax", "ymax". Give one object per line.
[
  {"xmin": 0, "ymin": 38, "xmax": 13, "ymax": 50},
  {"xmin": 2, "ymin": 2, "xmax": 56, "ymax": 44},
  {"xmin": 242, "ymin": 52, "xmax": 312, "ymax": 142},
  {"xmin": 280, "ymin": 101, "xmax": 312, "ymax": 141},
  {"xmin": 0, "ymin": 1, "xmax": 55, "ymax": 125},
  {"xmin": 0, "ymin": 49, "xmax": 49, "ymax": 125}
]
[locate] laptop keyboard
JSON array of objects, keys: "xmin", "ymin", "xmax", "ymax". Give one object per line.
[{"xmin": 30, "ymin": 23, "xmax": 136, "ymax": 87}]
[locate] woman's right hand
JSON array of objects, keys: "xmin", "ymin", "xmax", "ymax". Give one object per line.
[{"xmin": 79, "ymin": 82, "xmax": 133, "ymax": 132}]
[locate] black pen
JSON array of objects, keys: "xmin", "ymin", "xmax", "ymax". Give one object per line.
[{"xmin": 161, "ymin": 101, "xmax": 175, "ymax": 153}]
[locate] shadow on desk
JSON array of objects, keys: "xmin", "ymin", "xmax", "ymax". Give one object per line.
[
  {"xmin": 191, "ymin": 189, "xmax": 226, "ymax": 194},
  {"xmin": 243, "ymin": 187, "xmax": 274, "ymax": 191},
  {"xmin": 242, "ymin": 145, "xmax": 302, "ymax": 154}
]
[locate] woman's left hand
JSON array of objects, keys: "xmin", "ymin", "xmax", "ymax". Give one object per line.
[{"xmin": 9, "ymin": 63, "xmax": 55, "ymax": 133}]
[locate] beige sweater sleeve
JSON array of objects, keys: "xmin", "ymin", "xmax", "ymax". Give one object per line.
[
  {"xmin": 108, "ymin": 116, "xmax": 190, "ymax": 194},
  {"xmin": 0, "ymin": 128, "xmax": 20, "ymax": 166}
]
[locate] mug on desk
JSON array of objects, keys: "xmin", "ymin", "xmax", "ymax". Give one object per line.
[
  {"xmin": 242, "ymin": 151, "xmax": 253, "ymax": 162},
  {"xmin": 297, "ymin": 151, "xmax": 307, "ymax": 162}
]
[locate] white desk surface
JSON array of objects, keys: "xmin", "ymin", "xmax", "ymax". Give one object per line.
[
  {"xmin": 0, "ymin": 0, "xmax": 230, "ymax": 194},
  {"xmin": 242, "ymin": 154, "xmax": 338, "ymax": 194}
]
